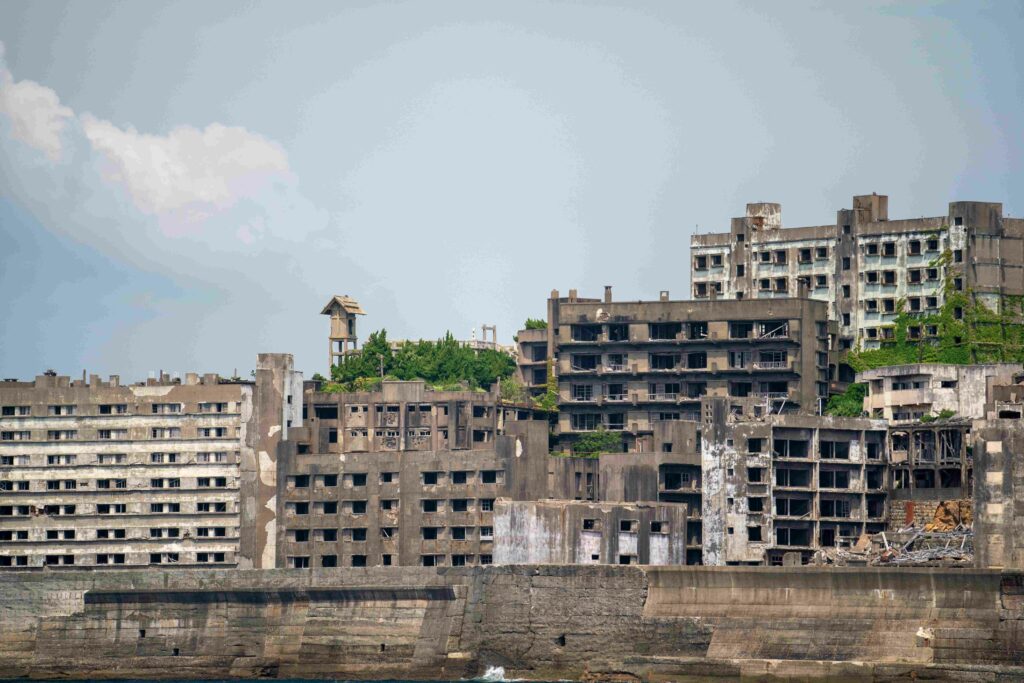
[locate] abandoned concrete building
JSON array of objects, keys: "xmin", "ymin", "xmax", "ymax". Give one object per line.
[
  {"xmin": 859, "ymin": 363, "xmax": 1022, "ymax": 422},
  {"xmin": 494, "ymin": 499, "xmax": 690, "ymax": 565},
  {"xmin": 275, "ymin": 380, "xmax": 561, "ymax": 568},
  {"xmin": 690, "ymin": 194, "xmax": 1024, "ymax": 352},
  {"xmin": 520, "ymin": 288, "xmax": 835, "ymax": 453},
  {"xmin": 855, "ymin": 364, "xmax": 1024, "ymax": 530},
  {"xmin": 698, "ymin": 398, "xmax": 889, "ymax": 566},
  {"xmin": 0, "ymin": 354, "xmax": 302, "ymax": 570},
  {"xmin": 973, "ymin": 418, "xmax": 1024, "ymax": 569},
  {"xmin": 984, "ymin": 369, "xmax": 1024, "ymax": 419},
  {"xmin": 516, "ymin": 327, "xmax": 549, "ymax": 400}
]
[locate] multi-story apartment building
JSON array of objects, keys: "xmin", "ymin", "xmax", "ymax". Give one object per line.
[
  {"xmin": 0, "ymin": 354, "xmax": 301, "ymax": 570},
  {"xmin": 690, "ymin": 194, "xmax": 1024, "ymax": 353},
  {"xmin": 277, "ymin": 381, "xmax": 561, "ymax": 568},
  {"xmin": 523, "ymin": 288, "xmax": 834, "ymax": 453},
  {"xmin": 700, "ymin": 399, "xmax": 889, "ymax": 566}
]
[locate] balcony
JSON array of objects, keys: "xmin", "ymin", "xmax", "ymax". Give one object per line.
[
  {"xmin": 753, "ymin": 392, "xmax": 789, "ymax": 401},
  {"xmin": 752, "ymin": 360, "xmax": 789, "ymax": 371},
  {"xmin": 864, "ymin": 388, "xmax": 935, "ymax": 411}
]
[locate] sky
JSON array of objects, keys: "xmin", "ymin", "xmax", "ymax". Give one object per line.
[{"xmin": 1, "ymin": 1, "xmax": 1022, "ymax": 381}]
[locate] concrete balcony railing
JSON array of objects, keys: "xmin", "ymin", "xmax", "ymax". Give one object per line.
[
  {"xmin": 752, "ymin": 360, "xmax": 791, "ymax": 371},
  {"xmin": 864, "ymin": 388, "xmax": 936, "ymax": 410},
  {"xmin": 753, "ymin": 392, "xmax": 789, "ymax": 401}
]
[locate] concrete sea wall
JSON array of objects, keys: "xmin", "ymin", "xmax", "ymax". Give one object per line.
[{"xmin": 0, "ymin": 566, "xmax": 1022, "ymax": 681}]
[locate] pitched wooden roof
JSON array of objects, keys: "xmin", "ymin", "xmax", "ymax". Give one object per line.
[{"xmin": 320, "ymin": 295, "xmax": 366, "ymax": 316}]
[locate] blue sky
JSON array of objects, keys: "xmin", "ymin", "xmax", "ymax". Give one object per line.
[{"xmin": 1, "ymin": 1, "xmax": 1022, "ymax": 379}]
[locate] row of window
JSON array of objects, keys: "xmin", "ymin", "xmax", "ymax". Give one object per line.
[
  {"xmin": 0, "ymin": 427, "xmax": 235, "ymax": 442},
  {"xmin": 694, "ymin": 237, "xmax": 957, "ymax": 273},
  {"xmin": 0, "ymin": 501, "xmax": 231, "ymax": 516},
  {"xmin": 861, "ymin": 325, "xmax": 949, "ymax": 341},
  {"xmin": 286, "ymin": 469, "xmax": 504, "ymax": 489},
  {"xmin": 0, "ymin": 526, "xmax": 230, "ymax": 541},
  {"xmin": 287, "ymin": 525, "xmax": 495, "ymax": 542},
  {"xmin": 287, "ymin": 553, "xmax": 493, "ymax": 568},
  {"xmin": 0, "ymin": 551, "xmax": 229, "ymax": 567},
  {"xmin": 285, "ymin": 498, "xmax": 497, "ymax": 515},
  {"xmin": 313, "ymin": 403, "xmax": 489, "ymax": 419},
  {"xmin": 861, "ymin": 239, "xmax": 950, "ymax": 257},
  {"xmin": 580, "ymin": 518, "xmax": 671, "ymax": 534},
  {"xmin": 0, "ymin": 402, "xmax": 233, "ymax": 418},
  {"xmin": 568, "ymin": 321, "xmax": 794, "ymax": 344},
  {"xmin": 0, "ymin": 452, "xmax": 234, "ymax": 466},
  {"xmin": 323, "ymin": 427, "xmax": 493, "ymax": 446},
  {"xmin": 0, "ymin": 476, "xmax": 231, "ymax": 491}
]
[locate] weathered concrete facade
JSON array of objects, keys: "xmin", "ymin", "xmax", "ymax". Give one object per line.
[
  {"xmin": 859, "ymin": 363, "xmax": 1022, "ymax": 422},
  {"xmin": 0, "ymin": 356, "xmax": 299, "ymax": 570},
  {"xmin": 520, "ymin": 289, "xmax": 834, "ymax": 453},
  {"xmin": 276, "ymin": 418, "xmax": 551, "ymax": 569},
  {"xmin": 494, "ymin": 499, "xmax": 690, "ymax": 565},
  {"xmin": 700, "ymin": 402, "xmax": 889, "ymax": 566},
  {"xmin": 1, "ymin": 565, "xmax": 1023, "ymax": 681},
  {"xmin": 515, "ymin": 327, "xmax": 549, "ymax": 399},
  {"xmin": 691, "ymin": 194, "xmax": 1024, "ymax": 351},
  {"xmin": 973, "ymin": 419, "xmax": 1024, "ymax": 570}
]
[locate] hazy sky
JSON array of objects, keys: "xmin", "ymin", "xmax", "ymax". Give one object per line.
[{"xmin": 1, "ymin": 1, "xmax": 1022, "ymax": 380}]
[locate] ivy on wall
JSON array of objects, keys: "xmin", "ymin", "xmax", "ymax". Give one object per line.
[
  {"xmin": 827, "ymin": 242, "xmax": 1024, "ymax": 417},
  {"xmin": 847, "ymin": 247, "xmax": 1024, "ymax": 373}
]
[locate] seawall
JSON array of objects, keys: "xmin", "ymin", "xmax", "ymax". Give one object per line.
[{"xmin": 0, "ymin": 566, "xmax": 1022, "ymax": 681}]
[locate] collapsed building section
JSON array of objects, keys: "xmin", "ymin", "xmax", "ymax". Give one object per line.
[{"xmin": 700, "ymin": 398, "xmax": 888, "ymax": 566}]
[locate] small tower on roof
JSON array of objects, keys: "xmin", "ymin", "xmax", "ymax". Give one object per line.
[{"xmin": 321, "ymin": 295, "xmax": 366, "ymax": 369}]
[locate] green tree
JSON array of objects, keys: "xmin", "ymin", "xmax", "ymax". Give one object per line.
[
  {"xmin": 326, "ymin": 329, "xmax": 516, "ymax": 392},
  {"xmin": 523, "ymin": 318, "xmax": 547, "ymax": 330},
  {"xmin": 825, "ymin": 383, "xmax": 867, "ymax": 417},
  {"xmin": 499, "ymin": 376, "xmax": 526, "ymax": 404},
  {"xmin": 574, "ymin": 428, "xmax": 623, "ymax": 456}
]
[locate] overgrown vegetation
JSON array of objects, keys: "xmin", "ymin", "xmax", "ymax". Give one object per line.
[
  {"xmin": 825, "ymin": 382, "xmax": 867, "ymax": 417},
  {"xmin": 573, "ymin": 427, "xmax": 623, "ymax": 456},
  {"xmin": 324, "ymin": 329, "xmax": 516, "ymax": 393},
  {"xmin": 921, "ymin": 409, "xmax": 957, "ymax": 423},
  {"xmin": 828, "ymin": 240, "xmax": 1024, "ymax": 414},
  {"xmin": 498, "ymin": 376, "xmax": 526, "ymax": 404},
  {"xmin": 532, "ymin": 358, "xmax": 558, "ymax": 412},
  {"xmin": 523, "ymin": 318, "xmax": 547, "ymax": 330},
  {"xmin": 848, "ymin": 246, "xmax": 1024, "ymax": 372}
]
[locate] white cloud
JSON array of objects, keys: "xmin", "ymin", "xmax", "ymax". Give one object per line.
[
  {"xmin": 80, "ymin": 115, "xmax": 291, "ymax": 226},
  {"xmin": 0, "ymin": 43, "xmax": 74, "ymax": 161}
]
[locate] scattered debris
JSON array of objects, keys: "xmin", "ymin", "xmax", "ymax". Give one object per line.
[
  {"xmin": 925, "ymin": 499, "xmax": 972, "ymax": 532},
  {"xmin": 815, "ymin": 500, "xmax": 974, "ymax": 567}
]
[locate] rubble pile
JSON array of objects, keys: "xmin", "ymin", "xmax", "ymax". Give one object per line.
[{"xmin": 815, "ymin": 499, "xmax": 974, "ymax": 567}]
